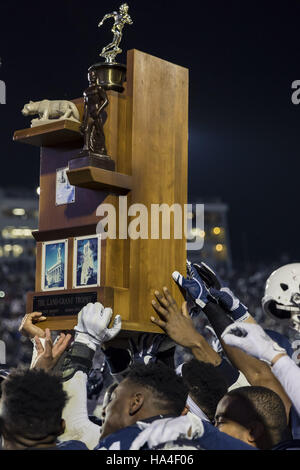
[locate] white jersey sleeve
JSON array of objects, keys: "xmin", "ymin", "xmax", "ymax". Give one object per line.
[
  {"xmin": 59, "ymin": 370, "xmax": 101, "ymax": 449},
  {"xmin": 272, "ymin": 355, "xmax": 300, "ymax": 417}
]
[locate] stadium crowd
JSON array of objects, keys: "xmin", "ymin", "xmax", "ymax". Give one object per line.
[{"xmin": 0, "ymin": 256, "xmax": 300, "ymax": 450}]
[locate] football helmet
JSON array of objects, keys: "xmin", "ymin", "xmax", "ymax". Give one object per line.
[{"xmin": 262, "ymin": 263, "xmax": 300, "ymax": 332}]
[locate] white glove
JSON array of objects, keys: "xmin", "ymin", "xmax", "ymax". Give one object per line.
[
  {"xmin": 221, "ymin": 322, "xmax": 287, "ymax": 365},
  {"xmin": 130, "ymin": 413, "xmax": 204, "ymax": 450},
  {"xmin": 74, "ymin": 302, "xmax": 122, "ymax": 351}
]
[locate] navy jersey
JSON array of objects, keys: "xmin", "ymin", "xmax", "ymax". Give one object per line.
[
  {"xmin": 192, "ymin": 420, "xmax": 256, "ymax": 451},
  {"xmin": 265, "ymin": 329, "xmax": 294, "ymax": 359},
  {"xmin": 95, "ymin": 415, "xmax": 177, "ymax": 450},
  {"xmin": 96, "ymin": 425, "xmax": 142, "ymax": 450},
  {"xmin": 95, "ymin": 415, "xmax": 255, "ymax": 451},
  {"xmin": 56, "ymin": 440, "xmax": 88, "ymax": 450}
]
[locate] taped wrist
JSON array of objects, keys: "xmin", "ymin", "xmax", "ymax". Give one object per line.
[
  {"xmin": 61, "ymin": 342, "xmax": 95, "ymax": 382},
  {"xmin": 203, "ymin": 302, "xmax": 234, "ymax": 338},
  {"xmin": 229, "ymin": 309, "xmax": 250, "ymax": 322}
]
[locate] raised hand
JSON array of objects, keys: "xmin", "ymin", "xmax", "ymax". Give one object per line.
[
  {"xmin": 210, "ymin": 287, "xmax": 249, "ymax": 321},
  {"xmin": 19, "ymin": 312, "xmax": 47, "ymax": 339},
  {"xmin": 32, "ymin": 328, "xmax": 72, "ymax": 372},
  {"xmin": 192, "ymin": 262, "xmax": 222, "ymax": 290},
  {"xmin": 128, "ymin": 333, "xmax": 168, "ymax": 365},
  {"xmin": 74, "ymin": 302, "xmax": 122, "ymax": 351},
  {"xmin": 150, "ymin": 287, "xmax": 200, "ymax": 348},
  {"xmin": 191, "ymin": 261, "xmax": 250, "ymax": 322},
  {"xmin": 172, "ymin": 265, "xmax": 211, "ymax": 308},
  {"xmin": 221, "ymin": 322, "xmax": 287, "ymax": 365}
]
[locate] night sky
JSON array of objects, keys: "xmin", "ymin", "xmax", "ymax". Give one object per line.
[{"xmin": 1, "ymin": 0, "xmax": 300, "ymax": 267}]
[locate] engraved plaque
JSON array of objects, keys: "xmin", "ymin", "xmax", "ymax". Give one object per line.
[{"xmin": 33, "ymin": 291, "xmax": 97, "ymax": 317}]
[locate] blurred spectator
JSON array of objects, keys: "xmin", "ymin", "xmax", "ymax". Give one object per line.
[{"xmin": 0, "ymin": 259, "xmax": 35, "ymax": 366}]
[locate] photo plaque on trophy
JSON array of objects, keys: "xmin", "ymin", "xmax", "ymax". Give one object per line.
[
  {"xmin": 55, "ymin": 167, "xmax": 75, "ymax": 206},
  {"xmin": 73, "ymin": 235, "xmax": 101, "ymax": 289},
  {"xmin": 41, "ymin": 240, "xmax": 68, "ymax": 291}
]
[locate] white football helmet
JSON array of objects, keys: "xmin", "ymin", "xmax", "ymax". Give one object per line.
[{"xmin": 262, "ymin": 263, "xmax": 300, "ymax": 332}]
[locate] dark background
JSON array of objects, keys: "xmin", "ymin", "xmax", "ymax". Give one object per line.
[{"xmin": 0, "ymin": 0, "xmax": 300, "ymax": 267}]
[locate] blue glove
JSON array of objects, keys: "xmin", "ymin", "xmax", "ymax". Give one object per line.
[
  {"xmin": 192, "ymin": 262, "xmax": 223, "ymax": 290},
  {"xmin": 210, "ymin": 287, "xmax": 250, "ymax": 322},
  {"xmin": 172, "ymin": 265, "xmax": 211, "ymax": 308},
  {"xmin": 128, "ymin": 333, "xmax": 167, "ymax": 365},
  {"xmin": 188, "ymin": 261, "xmax": 250, "ymax": 322}
]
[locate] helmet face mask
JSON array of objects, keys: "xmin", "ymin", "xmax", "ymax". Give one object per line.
[{"xmin": 262, "ymin": 263, "xmax": 300, "ymax": 332}]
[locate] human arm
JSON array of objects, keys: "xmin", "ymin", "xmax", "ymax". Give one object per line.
[
  {"xmin": 18, "ymin": 311, "xmax": 48, "ymax": 367},
  {"xmin": 59, "ymin": 302, "xmax": 122, "ymax": 449},
  {"xmin": 151, "ymin": 287, "xmax": 242, "ymax": 389},
  {"xmin": 222, "ymin": 322, "xmax": 300, "ymax": 416},
  {"xmin": 272, "ymin": 356, "xmax": 300, "ymax": 418},
  {"xmin": 102, "ymin": 332, "xmax": 174, "ymax": 385},
  {"xmin": 26, "ymin": 322, "xmax": 102, "ymax": 448},
  {"xmin": 192, "ymin": 261, "xmax": 255, "ymax": 324},
  {"xmin": 60, "ymin": 371, "xmax": 102, "ymax": 450},
  {"xmin": 31, "ymin": 328, "xmax": 72, "ymax": 372},
  {"xmin": 151, "ymin": 287, "xmax": 222, "ymax": 366},
  {"xmin": 19, "ymin": 311, "xmax": 47, "ymax": 339},
  {"xmin": 172, "ymin": 267, "xmax": 292, "ymax": 418}
]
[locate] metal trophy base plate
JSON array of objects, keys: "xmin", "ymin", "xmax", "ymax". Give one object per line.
[{"xmin": 69, "ymin": 151, "xmax": 115, "ymax": 172}]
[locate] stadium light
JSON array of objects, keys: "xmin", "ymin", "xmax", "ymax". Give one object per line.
[
  {"xmin": 213, "ymin": 226, "xmax": 221, "ymax": 235},
  {"xmin": 12, "ymin": 208, "xmax": 25, "ymax": 216}
]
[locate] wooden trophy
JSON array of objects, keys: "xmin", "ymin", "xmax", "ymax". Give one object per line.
[{"xmin": 13, "ymin": 49, "xmax": 188, "ymax": 339}]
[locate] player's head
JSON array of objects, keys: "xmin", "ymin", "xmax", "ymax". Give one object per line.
[
  {"xmin": 88, "ymin": 69, "xmax": 97, "ymax": 84},
  {"xmin": 262, "ymin": 263, "xmax": 300, "ymax": 332},
  {"xmin": 100, "ymin": 363, "xmax": 188, "ymax": 439},
  {"xmin": 120, "ymin": 3, "xmax": 128, "ymax": 12},
  {"xmin": 214, "ymin": 386, "xmax": 288, "ymax": 449},
  {"xmin": 0, "ymin": 368, "xmax": 68, "ymax": 450},
  {"xmin": 182, "ymin": 359, "xmax": 228, "ymax": 422}
]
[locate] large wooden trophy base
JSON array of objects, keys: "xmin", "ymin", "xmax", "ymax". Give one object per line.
[{"xmin": 14, "ymin": 50, "xmax": 188, "ymax": 338}]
